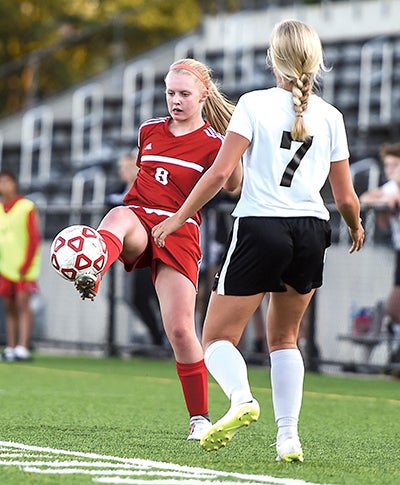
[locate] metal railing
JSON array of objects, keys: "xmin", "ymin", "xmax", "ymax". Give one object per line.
[
  {"xmin": 20, "ymin": 106, "xmax": 53, "ymax": 188},
  {"xmin": 358, "ymin": 38, "xmax": 396, "ymax": 132},
  {"xmin": 71, "ymin": 84, "xmax": 104, "ymax": 167},
  {"xmin": 121, "ymin": 60, "xmax": 156, "ymax": 140},
  {"xmin": 69, "ymin": 167, "xmax": 107, "ymax": 227}
]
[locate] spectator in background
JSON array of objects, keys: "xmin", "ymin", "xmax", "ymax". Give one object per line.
[
  {"xmin": 107, "ymin": 152, "xmax": 139, "ymax": 207},
  {"xmin": 360, "ymin": 143, "xmax": 400, "ymax": 363},
  {"xmin": 0, "ymin": 171, "xmax": 41, "ymax": 362},
  {"xmin": 107, "ymin": 151, "xmax": 164, "ymax": 348}
]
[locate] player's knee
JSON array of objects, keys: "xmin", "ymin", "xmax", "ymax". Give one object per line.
[{"xmin": 166, "ymin": 322, "xmax": 193, "ymax": 347}]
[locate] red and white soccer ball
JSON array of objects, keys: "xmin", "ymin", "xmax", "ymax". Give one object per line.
[{"xmin": 50, "ymin": 225, "xmax": 108, "ymax": 281}]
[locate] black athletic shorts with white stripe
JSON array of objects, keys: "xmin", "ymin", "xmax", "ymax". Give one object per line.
[{"xmin": 213, "ymin": 216, "xmax": 331, "ymax": 296}]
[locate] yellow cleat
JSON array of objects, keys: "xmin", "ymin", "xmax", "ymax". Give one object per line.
[
  {"xmin": 276, "ymin": 437, "xmax": 304, "ymax": 463},
  {"xmin": 200, "ymin": 400, "xmax": 260, "ymax": 452}
]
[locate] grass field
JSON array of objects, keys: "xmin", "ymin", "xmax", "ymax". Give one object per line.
[{"xmin": 0, "ymin": 354, "xmax": 399, "ymax": 484}]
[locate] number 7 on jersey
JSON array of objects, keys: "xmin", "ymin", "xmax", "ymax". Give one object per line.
[{"xmin": 280, "ymin": 131, "xmax": 313, "ymax": 187}]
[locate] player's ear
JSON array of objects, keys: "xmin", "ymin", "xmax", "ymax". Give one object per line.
[{"xmin": 199, "ymin": 89, "xmax": 209, "ymax": 103}]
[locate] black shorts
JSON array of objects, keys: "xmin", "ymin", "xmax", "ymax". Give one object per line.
[{"xmin": 213, "ymin": 216, "xmax": 331, "ymax": 296}]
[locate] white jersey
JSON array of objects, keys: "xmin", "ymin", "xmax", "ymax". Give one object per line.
[{"xmin": 229, "ymin": 87, "xmax": 349, "ymax": 220}]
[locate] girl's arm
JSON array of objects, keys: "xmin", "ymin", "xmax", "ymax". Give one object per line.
[
  {"xmin": 329, "ymin": 159, "xmax": 365, "ymax": 253},
  {"xmin": 223, "ymin": 158, "xmax": 243, "ymax": 195}
]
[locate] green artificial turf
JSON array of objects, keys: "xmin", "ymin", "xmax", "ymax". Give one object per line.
[{"xmin": 0, "ymin": 355, "xmax": 399, "ymax": 484}]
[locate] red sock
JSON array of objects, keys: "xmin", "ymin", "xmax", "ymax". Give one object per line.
[
  {"xmin": 98, "ymin": 229, "xmax": 123, "ymax": 275},
  {"xmin": 176, "ymin": 359, "xmax": 208, "ymax": 417}
]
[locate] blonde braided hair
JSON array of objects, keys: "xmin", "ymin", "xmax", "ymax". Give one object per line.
[
  {"xmin": 267, "ymin": 20, "xmax": 328, "ymax": 141},
  {"xmin": 291, "ymin": 73, "xmax": 312, "ymax": 140}
]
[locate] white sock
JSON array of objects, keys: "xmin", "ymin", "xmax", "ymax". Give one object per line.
[
  {"xmin": 204, "ymin": 340, "xmax": 253, "ymax": 406},
  {"xmin": 270, "ymin": 348, "xmax": 304, "ymax": 439}
]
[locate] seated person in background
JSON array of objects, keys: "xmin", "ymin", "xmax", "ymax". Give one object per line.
[
  {"xmin": 107, "ymin": 151, "xmax": 139, "ymax": 206},
  {"xmin": 360, "ymin": 143, "xmax": 400, "ymax": 361},
  {"xmin": 107, "ymin": 151, "xmax": 164, "ymax": 347}
]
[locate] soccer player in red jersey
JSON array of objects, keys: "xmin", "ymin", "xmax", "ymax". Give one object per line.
[{"xmin": 74, "ymin": 58, "xmax": 242, "ymax": 440}]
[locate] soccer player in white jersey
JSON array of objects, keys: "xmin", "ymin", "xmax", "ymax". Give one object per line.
[
  {"xmin": 73, "ymin": 58, "xmax": 242, "ymax": 440},
  {"xmin": 152, "ymin": 20, "xmax": 365, "ymax": 461}
]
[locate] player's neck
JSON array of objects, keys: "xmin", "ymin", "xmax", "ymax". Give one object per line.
[
  {"xmin": 2, "ymin": 193, "xmax": 18, "ymax": 204},
  {"xmin": 276, "ymin": 74, "xmax": 292, "ymax": 92},
  {"xmin": 168, "ymin": 117, "xmax": 205, "ymax": 136},
  {"xmin": 277, "ymin": 83, "xmax": 292, "ymax": 92}
]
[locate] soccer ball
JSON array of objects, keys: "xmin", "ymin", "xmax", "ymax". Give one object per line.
[{"xmin": 50, "ymin": 225, "xmax": 108, "ymax": 281}]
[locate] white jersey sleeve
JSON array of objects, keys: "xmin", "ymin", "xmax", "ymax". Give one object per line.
[{"xmin": 382, "ymin": 180, "xmax": 398, "ymax": 195}]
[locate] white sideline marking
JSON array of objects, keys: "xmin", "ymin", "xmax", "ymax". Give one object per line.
[{"xmin": 0, "ymin": 441, "xmax": 330, "ymax": 485}]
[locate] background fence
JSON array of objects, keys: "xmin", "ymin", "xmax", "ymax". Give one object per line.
[{"xmin": 1, "ymin": 203, "xmax": 398, "ymax": 375}]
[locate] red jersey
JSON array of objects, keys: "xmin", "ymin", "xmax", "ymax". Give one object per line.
[{"xmin": 123, "ymin": 117, "xmax": 224, "ymax": 226}]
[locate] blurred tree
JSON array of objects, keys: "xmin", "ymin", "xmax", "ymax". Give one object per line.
[{"xmin": 0, "ymin": 0, "xmax": 200, "ymax": 117}]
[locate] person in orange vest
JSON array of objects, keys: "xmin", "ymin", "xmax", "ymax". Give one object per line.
[{"xmin": 0, "ymin": 171, "xmax": 41, "ymax": 361}]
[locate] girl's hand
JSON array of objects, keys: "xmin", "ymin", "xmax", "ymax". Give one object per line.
[
  {"xmin": 152, "ymin": 214, "xmax": 184, "ymax": 247},
  {"xmin": 348, "ymin": 222, "xmax": 365, "ymax": 253}
]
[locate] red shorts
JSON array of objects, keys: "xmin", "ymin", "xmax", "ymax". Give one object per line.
[
  {"xmin": 123, "ymin": 205, "xmax": 202, "ymax": 289},
  {"xmin": 0, "ymin": 275, "xmax": 38, "ymax": 297}
]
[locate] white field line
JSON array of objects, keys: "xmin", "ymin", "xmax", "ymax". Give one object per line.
[{"xmin": 0, "ymin": 441, "xmax": 332, "ymax": 485}]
